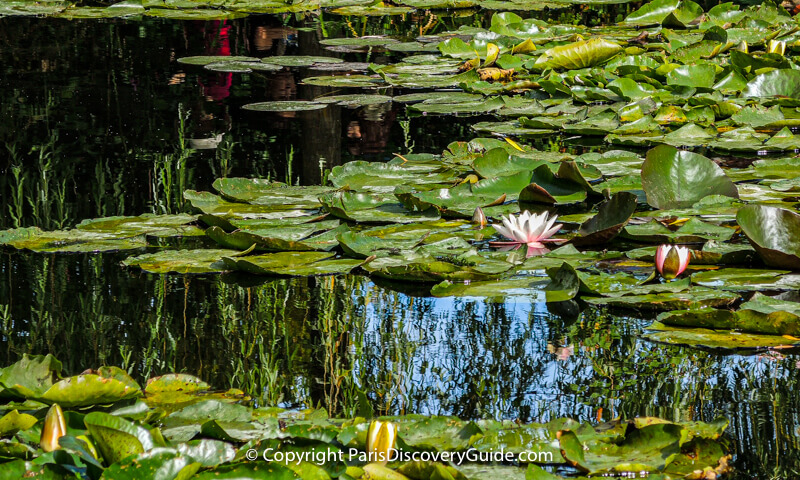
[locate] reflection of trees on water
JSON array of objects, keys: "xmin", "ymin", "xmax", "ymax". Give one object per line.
[
  {"xmin": 0, "ymin": 15, "xmax": 474, "ymax": 228},
  {"xmin": 0, "ymin": 251, "xmax": 799, "ymax": 474}
]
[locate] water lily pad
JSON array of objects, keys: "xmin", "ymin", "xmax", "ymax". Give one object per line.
[
  {"xmin": 571, "ymin": 192, "xmax": 637, "ymax": 247},
  {"xmin": 0, "ymin": 410, "xmax": 37, "ymax": 437},
  {"xmin": 560, "ymin": 423, "xmax": 684, "ymax": 475},
  {"xmin": 242, "ymin": 101, "xmax": 328, "ymax": 112},
  {"xmin": 99, "ymin": 448, "xmax": 200, "ymax": 480},
  {"xmin": 178, "ymin": 56, "xmax": 260, "ymax": 66},
  {"xmin": 0, "ymin": 227, "xmax": 148, "ymax": 253},
  {"xmin": 321, "ymin": 191, "xmax": 440, "ymax": 223},
  {"xmin": 737, "ymin": 205, "xmax": 800, "ymax": 269},
  {"xmin": 328, "ymin": 161, "xmax": 455, "ymax": 193},
  {"xmin": 302, "ymin": 75, "xmax": 382, "ymax": 87},
  {"xmin": 641, "ymin": 145, "xmax": 738, "ymax": 209},
  {"xmin": 205, "ymin": 224, "xmax": 344, "ymax": 252},
  {"xmin": 532, "ymin": 38, "xmax": 622, "ymax": 71},
  {"xmin": 184, "ymin": 190, "xmax": 314, "ymax": 219},
  {"xmin": 221, "ymin": 252, "xmax": 362, "ymax": 277},
  {"xmin": 261, "ymin": 56, "xmax": 344, "ymax": 67},
  {"xmin": 585, "ymin": 288, "xmax": 738, "ymax": 310},
  {"xmin": 144, "ymin": 374, "xmax": 248, "ymax": 413},
  {"xmin": 84, "ymin": 412, "xmax": 155, "ymax": 466},
  {"xmin": 742, "ymin": 69, "xmax": 800, "ymax": 99},
  {"xmin": 430, "ymin": 277, "xmax": 546, "ymax": 300},
  {"xmin": 205, "ymin": 61, "xmax": 282, "ymax": 73},
  {"xmin": 122, "ymin": 249, "xmax": 237, "ymax": 274},
  {"xmin": 644, "ymin": 321, "xmax": 800, "ymax": 350},
  {"xmin": 0, "ymin": 354, "xmax": 61, "ymax": 400}
]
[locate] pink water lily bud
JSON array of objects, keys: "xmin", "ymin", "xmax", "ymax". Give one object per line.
[{"xmin": 655, "ymin": 244, "xmax": 690, "ymax": 280}]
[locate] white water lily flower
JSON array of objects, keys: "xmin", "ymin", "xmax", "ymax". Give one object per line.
[{"xmin": 491, "ymin": 211, "xmax": 563, "ymax": 249}]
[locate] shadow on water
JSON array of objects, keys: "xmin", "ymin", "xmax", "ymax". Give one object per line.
[{"xmin": 1, "ymin": 7, "xmax": 799, "ymax": 478}]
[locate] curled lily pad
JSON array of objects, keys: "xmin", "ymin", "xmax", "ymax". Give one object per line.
[
  {"xmin": 737, "ymin": 205, "xmax": 800, "ymax": 269},
  {"xmin": 571, "ymin": 192, "xmax": 637, "ymax": 247}
]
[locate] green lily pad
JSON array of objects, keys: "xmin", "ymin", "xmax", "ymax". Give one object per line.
[
  {"xmin": 559, "ymin": 423, "xmax": 683, "ymax": 475},
  {"xmin": 742, "ymin": 69, "xmax": 800, "ymax": 99},
  {"xmin": 571, "ymin": 192, "xmax": 637, "ymax": 246},
  {"xmin": 0, "ymin": 410, "xmax": 37, "ymax": 437},
  {"xmin": 84, "ymin": 412, "xmax": 155, "ymax": 466},
  {"xmin": 221, "ymin": 252, "xmax": 362, "ymax": 277},
  {"xmin": 644, "ymin": 321, "xmax": 800, "ymax": 350},
  {"xmin": 321, "ymin": 191, "xmax": 440, "ymax": 223},
  {"xmin": 532, "ymin": 38, "xmax": 622, "ymax": 71},
  {"xmin": 737, "ymin": 205, "xmax": 800, "ymax": 269},
  {"xmin": 585, "ymin": 288, "xmax": 738, "ymax": 310},
  {"xmin": 178, "ymin": 55, "xmax": 259, "ymax": 66},
  {"xmin": 122, "ymin": 249, "xmax": 238, "ymax": 274},
  {"xmin": 242, "ymin": 101, "xmax": 328, "ymax": 112},
  {"xmin": 641, "ymin": 145, "xmax": 738, "ymax": 209},
  {"xmin": 144, "ymin": 374, "xmax": 248, "ymax": 414},
  {"xmin": 328, "ymin": 161, "xmax": 456, "ymax": 193},
  {"xmin": 260, "ymin": 56, "xmax": 344, "ymax": 67}
]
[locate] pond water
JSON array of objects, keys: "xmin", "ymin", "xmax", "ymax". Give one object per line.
[{"xmin": 1, "ymin": 10, "xmax": 800, "ymax": 479}]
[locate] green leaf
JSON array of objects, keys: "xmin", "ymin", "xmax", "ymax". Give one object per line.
[
  {"xmin": 571, "ymin": 192, "xmax": 637, "ymax": 246},
  {"xmin": 737, "ymin": 205, "xmax": 800, "ymax": 269},
  {"xmin": 742, "ymin": 69, "xmax": 800, "ymax": 99},
  {"xmin": 122, "ymin": 249, "xmax": 237, "ymax": 274},
  {"xmin": 84, "ymin": 411, "xmax": 155, "ymax": 466},
  {"xmin": 641, "ymin": 145, "xmax": 738, "ymax": 209},
  {"xmin": 532, "ymin": 38, "xmax": 622, "ymax": 71},
  {"xmin": 559, "ymin": 424, "xmax": 683, "ymax": 475}
]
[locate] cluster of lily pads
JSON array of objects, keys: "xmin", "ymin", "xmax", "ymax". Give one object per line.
[
  {"xmin": 0, "ymin": 354, "xmax": 731, "ymax": 479},
  {"xmin": 0, "ymin": 0, "xmax": 627, "ymax": 19},
  {"xmin": 175, "ymin": 0, "xmax": 800, "ymax": 157},
  {"xmin": 4, "ymin": 135, "xmax": 800, "ymax": 349}
]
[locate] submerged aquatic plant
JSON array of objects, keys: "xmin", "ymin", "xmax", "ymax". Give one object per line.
[
  {"xmin": 655, "ymin": 244, "xmax": 690, "ymax": 280},
  {"xmin": 491, "ymin": 211, "xmax": 563, "ymax": 253}
]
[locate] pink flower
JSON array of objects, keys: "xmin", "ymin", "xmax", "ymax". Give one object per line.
[
  {"xmin": 655, "ymin": 244, "xmax": 690, "ymax": 280},
  {"xmin": 491, "ymin": 211, "xmax": 563, "ymax": 249}
]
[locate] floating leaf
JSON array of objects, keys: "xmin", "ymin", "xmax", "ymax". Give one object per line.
[
  {"xmin": 737, "ymin": 205, "xmax": 800, "ymax": 269},
  {"xmin": 641, "ymin": 145, "xmax": 738, "ymax": 209}
]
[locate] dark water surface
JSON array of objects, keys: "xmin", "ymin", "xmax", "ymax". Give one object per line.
[{"xmin": 1, "ymin": 12, "xmax": 799, "ymax": 478}]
